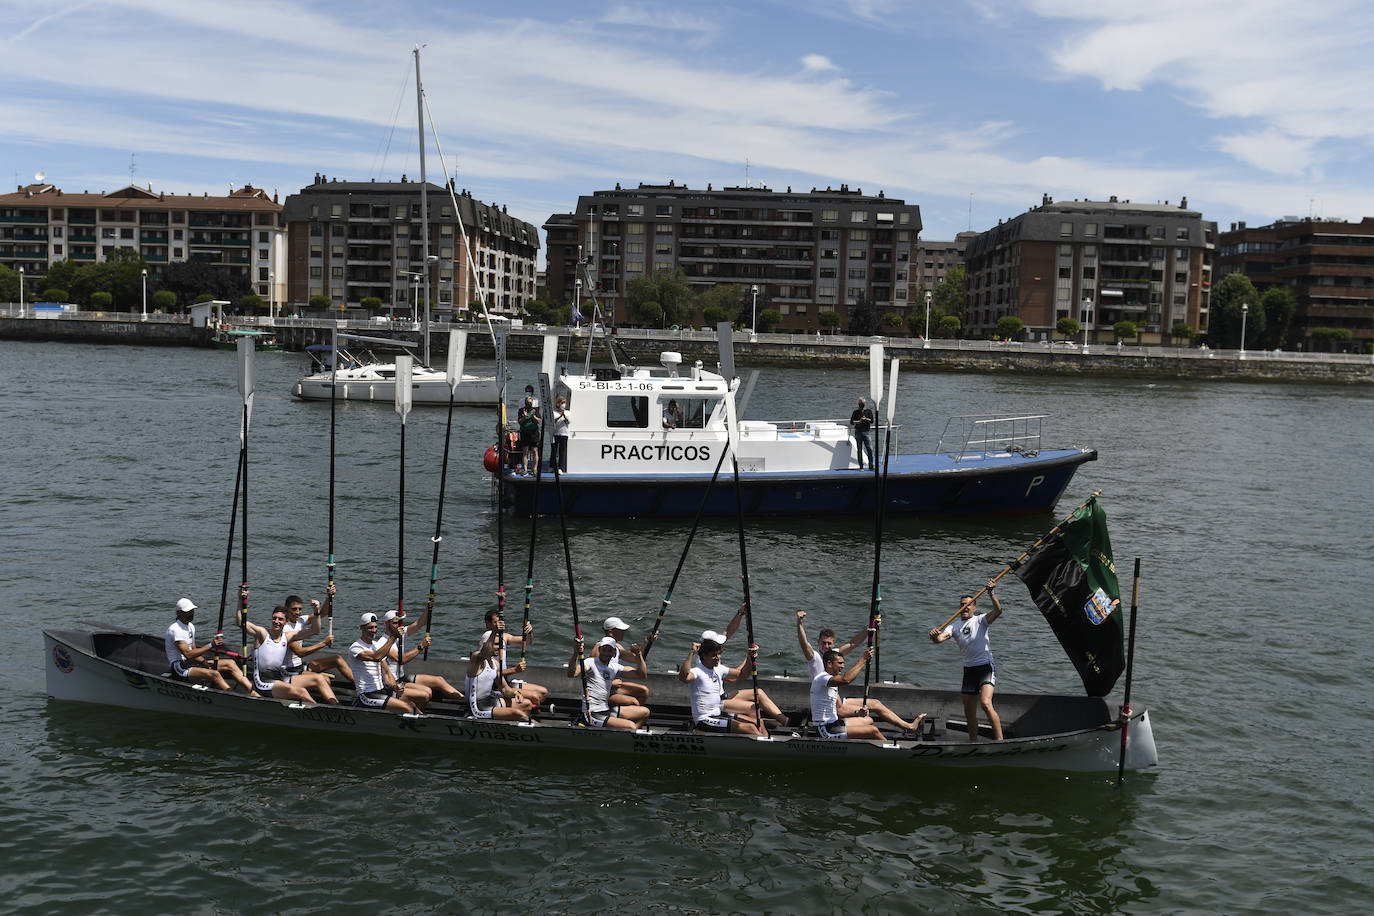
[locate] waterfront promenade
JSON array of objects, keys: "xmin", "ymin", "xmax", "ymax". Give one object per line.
[{"xmin": 1, "ymin": 306, "xmax": 1370, "ymax": 383}]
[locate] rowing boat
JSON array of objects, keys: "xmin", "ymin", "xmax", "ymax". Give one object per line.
[{"xmin": 44, "ymin": 626, "xmax": 1157, "ymax": 772}]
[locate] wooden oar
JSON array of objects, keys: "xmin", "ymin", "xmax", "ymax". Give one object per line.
[
  {"xmin": 542, "ymin": 371, "xmax": 590, "ymax": 721},
  {"xmin": 236, "ymin": 338, "xmax": 254, "ymax": 677},
  {"xmin": 215, "ymin": 449, "xmax": 244, "ymax": 651},
  {"xmin": 327, "ymin": 323, "xmax": 338, "ymax": 642},
  {"xmin": 494, "ymin": 328, "xmax": 508, "ymax": 628},
  {"xmin": 643, "ymin": 442, "xmax": 731, "ymax": 659},
  {"xmin": 423, "ymin": 330, "xmax": 466, "ymax": 660},
  {"xmin": 930, "ymin": 489, "xmax": 1105, "ymax": 637},
  {"xmin": 861, "ymin": 357, "xmax": 899, "ymax": 708},
  {"xmin": 723, "ymin": 391, "xmax": 762, "ymax": 729},
  {"xmin": 1116, "ymin": 557, "xmax": 1142, "ymax": 787},
  {"xmin": 394, "ymin": 355, "xmax": 414, "ymax": 675}
]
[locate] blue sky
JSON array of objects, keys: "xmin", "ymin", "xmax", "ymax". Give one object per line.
[{"xmin": 4, "ymin": 0, "xmax": 1374, "ymax": 259}]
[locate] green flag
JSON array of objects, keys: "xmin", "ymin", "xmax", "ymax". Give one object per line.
[{"xmin": 1012, "ymin": 496, "xmax": 1124, "ymax": 696}]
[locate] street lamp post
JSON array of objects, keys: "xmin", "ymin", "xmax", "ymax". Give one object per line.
[
  {"xmin": 1239, "ymin": 302, "xmax": 1248, "ymax": 360},
  {"xmin": 1082, "ymin": 305, "xmax": 1091, "ymax": 354},
  {"xmin": 923, "ymin": 290, "xmax": 932, "ymax": 348},
  {"xmin": 268, "ymin": 271, "xmax": 275, "ymax": 322},
  {"xmin": 18, "ymin": 266, "xmax": 24, "ymax": 318},
  {"xmin": 140, "ymin": 268, "xmax": 147, "ymax": 321},
  {"xmin": 750, "ymin": 284, "xmax": 758, "ymax": 340},
  {"xmin": 411, "ymin": 273, "xmax": 420, "ymax": 324}
]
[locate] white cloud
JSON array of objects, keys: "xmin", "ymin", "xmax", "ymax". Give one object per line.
[
  {"xmin": 802, "ymin": 54, "xmax": 837, "ymax": 73},
  {"xmin": 601, "ymin": 4, "xmax": 716, "ymax": 33},
  {"xmin": 1215, "ymin": 129, "xmax": 1317, "ymax": 178}
]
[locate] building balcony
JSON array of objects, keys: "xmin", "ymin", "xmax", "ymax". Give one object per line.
[
  {"xmin": 71, "ymin": 251, "xmax": 96, "ymax": 261},
  {"xmin": 68, "ymin": 216, "xmax": 96, "ymax": 225},
  {"xmin": 0, "ymin": 215, "xmax": 46, "ymax": 224}
]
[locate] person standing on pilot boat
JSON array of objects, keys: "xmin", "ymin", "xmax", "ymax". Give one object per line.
[
  {"xmin": 516, "ymin": 396, "xmax": 541, "ymax": 476},
  {"xmin": 347, "ymin": 612, "xmax": 417, "ymax": 713},
  {"xmin": 164, "ymin": 597, "xmax": 253, "ymax": 693},
  {"xmin": 568, "ymin": 636, "xmax": 651, "ymax": 730},
  {"xmin": 466, "ymin": 620, "xmax": 533, "ymax": 722},
  {"xmin": 551, "ymin": 396, "xmax": 570, "ymax": 473},
  {"xmin": 929, "ymin": 579, "xmax": 1004, "ymax": 742},
  {"xmin": 850, "ymin": 397, "xmax": 875, "ymax": 469},
  {"xmin": 241, "ymin": 605, "xmax": 339, "ymax": 704}
]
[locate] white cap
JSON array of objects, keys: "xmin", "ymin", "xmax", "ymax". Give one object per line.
[
  {"xmin": 175, "ymin": 598, "xmax": 197, "ymax": 614},
  {"xmin": 603, "ymin": 616, "xmax": 630, "ymax": 632},
  {"xmin": 360, "ymin": 612, "xmax": 380, "ymax": 626},
  {"xmin": 700, "ymin": 630, "xmax": 728, "ymax": 647},
  {"xmin": 383, "ymin": 609, "xmax": 405, "ymax": 622},
  {"xmin": 596, "ymin": 636, "xmax": 618, "ymax": 649}
]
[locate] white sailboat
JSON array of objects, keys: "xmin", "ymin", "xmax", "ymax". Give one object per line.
[{"xmin": 291, "ymin": 47, "xmax": 500, "ymax": 407}]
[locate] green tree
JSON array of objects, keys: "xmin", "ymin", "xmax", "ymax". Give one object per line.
[
  {"xmin": 937, "ymin": 314, "xmax": 961, "ymax": 338},
  {"xmin": 881, "ymin": 311, "xmax": 904, "ymax": 331},
  {"xmin": 41, "ymin": 259, "xmax": 81, "ymax": 297},
  {"xmin": 1113, "ymin": 320, "xmax": 1137, "ymax": 342},
  {"xmin": 0, "ymin": 265, "xmax": 21, "ymax": 302},
  {"xmin": 240, "ymin": 294, "xmax": 263, "ymax": 312},
  {"xmin": 1170, "ymin": 320, "xmax": 1195, "ymax": 341},
  {"xmin": 931, "ymin": 265, "xmax": 966, "ymax": 323},
  {"xmin": 848, "ymin": 295, "xmax": 879, "ymax": 335},
  {"xmin": 702, "ymin": 304, "xmax": 731, "ymax": 326},
  {"xmin": 162, "ymin": 261, "xmax": 250, "ymax": 307},
  {"xmin": 818, "ymin": 310, "xmax": 840, "ymax": 333},
  {"xmin": 39, "ymin": 287, "xmax": 69, "ymax": 303},
  {"xmin": 194, "ymin": 293, "xmax": 217, "ymax": 304},
  {"xmin": 1208, "ymin": 273, "xmax": 1262, "ymax": 348},
  {"xmin": 152, "ymin": 290, "xmax": 176, "ymax": 312},
  {"xmin": 360, "ymin": 296, "xmax": 383, "ymax": 313},
  {"xmin": 627, "ymin": 268, "xmax": 693, "ymax": 327},
  {"xmin": 1260, "ymin": 286, "xmax": 1296, "ymax": 349},
  {"xmin": 1309, "ymin": 327, "xmax": 1354, "ymax": 352},
  {"xmin": 308, "ymin": 295, "xmax": 332, "ymax": 311},
  {"xmin": 694, "ymin": 283, "xmax": 744, "ymax": 326},
  {"xmin": 1056, "ymin": 316, "xmax": 1080, "ymax": 339},
  {"xmin": 757, "ymin": 308, "xmax": 782, "ymax": 333},
  {"xmin": 997, "ymin": 316, "xmax": 1025, "ymax": 340},
  {"xmin": 90, "ymin": 291, "xmax": 113, "ymax": 310}
]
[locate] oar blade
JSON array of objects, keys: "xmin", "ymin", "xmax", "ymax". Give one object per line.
[
  {"xmin": 716, "ymin": 321, "xmax": 736, "ymax": 384},
  {"xmin": 395, "ymin": 354, "xmax": 414, "ymax": 420},
  {"xmin": 236, "ymin": 337, "xmax": 255, "ymax": 441},
  {"xmin": 885, "ymin": 358, "xmax": 900, "ymax": 424},
  {"xmin": 737, "ymin": 369, "xmax": 760, "ymax": 420},
  {"xmin": 868, "ymin": 343, "xmax": 883, "ymax": 415},
  {"xmin": 446, "ymin": 329, "xmax": 467, "ymax": 393},
  {"xmin": 724, "ymin": 384, "xmax": 741, "ymax": 459},
  {"xmin": 540, "ymin": 333, "xmax": 559, "ymax": 384}
]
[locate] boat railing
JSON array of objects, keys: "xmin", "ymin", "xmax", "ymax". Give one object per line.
[{"xmin": 936, "ymin": 415, "xmax": 1046, "ymax": 460}]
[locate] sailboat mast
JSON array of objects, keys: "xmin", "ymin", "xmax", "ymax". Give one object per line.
[{"xmin": 415, "ymin": 46, "xmax": 432, "ymax": 368}]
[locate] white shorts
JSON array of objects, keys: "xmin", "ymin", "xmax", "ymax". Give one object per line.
[{"xmin": 817, "ymin": 720, "xmax": 847, "ymax": 741}]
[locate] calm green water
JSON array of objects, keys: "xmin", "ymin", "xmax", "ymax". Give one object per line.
[{"xmin": 2, "ymin": 341, "xmax": 1371, "ymax": 914}]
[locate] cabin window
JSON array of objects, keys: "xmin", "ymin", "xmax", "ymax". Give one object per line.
[{"xmin": 606, "ymin": 396, "xmax": 649, "ymax": 428}]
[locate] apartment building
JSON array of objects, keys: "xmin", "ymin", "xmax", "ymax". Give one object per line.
[
  {"xmin": 282, "ymin": 175, "xmax": 538, "ymax": 315},
  {"xmin": 1216, "ymin": 217, "xmax": 1374, "ymax": 349},
  {"xmin": 544, "ymin": 182, "xmax": 922, "ymax": 329},
  {"xmin": 0, "ymin": 181, "xmax": 284, "ymax": 301},
  {"xmin": 962, "ymin": 195, "xmax": 1216, "ymax": 343},
  {"xmin": 913, "ymin": 231, "xmax": 977, "ymax": 293}
]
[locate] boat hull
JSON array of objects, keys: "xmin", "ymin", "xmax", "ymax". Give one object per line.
[
  {"xmin": 43, "ymin": 628, "xmax": 1156, "ymax": 772},
  {"xmin": 502, "ymin": 448, "xmax": 1095, "ymax": 516},
  {"xmin": 292, "ymin": 373, "xmax": 499, "ymax": 406}
]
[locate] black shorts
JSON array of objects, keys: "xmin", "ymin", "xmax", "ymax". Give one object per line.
[
  {"xmin": 693, "ymin": 715, "xmax": 731, "ymax": 733},
  {"xmin": 817, "ymin": 720, "xmax": 847, "ymax": 740},
  {"xmin": 961, "ymin": 663, "xmax": 996, "ymax": 695},
  {"xmin": 354, "ymin": 687, "xmax": 397, "ymax": 708}
]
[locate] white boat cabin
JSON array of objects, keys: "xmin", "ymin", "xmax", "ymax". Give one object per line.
[{"xmin": 555, "ymin": 352, "xmax": 854, "ymax": 475}]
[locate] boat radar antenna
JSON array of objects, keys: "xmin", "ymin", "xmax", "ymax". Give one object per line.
[{"xmin": 577, "ymin": 256, "xmax": 632, "ymax": 377}]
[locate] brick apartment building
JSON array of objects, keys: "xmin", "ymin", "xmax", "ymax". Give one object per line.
[
  {"xmin": 543, "ymin": 182, "xmax": 922, "ymax": 330},
  {"xmin": 0, "ymin": 181, "xmax": 284, "ymax": 301},
  {"xmin": 962, "ymin": 195, "xmax": 1216, "ymax": 343},
  {"xmin": 1216, "ymin": 216, "xmax": 1374, "ymax": 349},
  {"xmin": 282, "ymin": 174, "xmax": 538, "ymax": 315},
  {"xmin": 913, "ymin": 231, "xmax": 977, "ymax": 293}
]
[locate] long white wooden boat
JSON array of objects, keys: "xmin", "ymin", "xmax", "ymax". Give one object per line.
[
  {"xmin": 44, "ymin": 626, "xmax": 1157, "ymax": 772},
  {"xmin": 292, "ymin": 344, "xmax": 499, "ymax": 406},
  {"xmin": 492, "ymin": 344, "xmax": 1096, "ymax": 517}
]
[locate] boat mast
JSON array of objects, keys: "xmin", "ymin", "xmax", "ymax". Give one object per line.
[{"xmin": 415, "ymin": 46, "xmax": 431, "ymax": 368}]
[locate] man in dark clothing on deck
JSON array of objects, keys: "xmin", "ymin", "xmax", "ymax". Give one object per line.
[{"xmin": 850, "ymin": 397, "xmax": 875, "ymax": 469}]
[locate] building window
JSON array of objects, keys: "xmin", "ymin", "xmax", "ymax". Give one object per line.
[
  {"xmin": 440, "ymin": 247, "xmax": 453, "ymax": 258},
  {"xmin": 1084, "ymin": 223, "xmax": 1098, "ymax": 238},
  {"xmin": 821, "ymin": 248, "xmax": 838, "ymax": 259},
  {"xmin": 626, "ymin": 261, "xmax": 644, "ymax": 273},
  {"xmin": 656, "ymin": 225, "xmax": 673, "ymax": 235},
  {"xmin": 821, "ymin": 210, "xmax": 838, "ymax": 222},
  {"xmin": 850, "ymin": 211, "xmax": 868, "ymax": 222},
  {"xmin": 310, "ymin": 266, "xmax": 322, "ymax": 278},
  {"xmin": 627, "ymin": 242, "xmax": 644, "ymax": 254},
  {"xmin": 655, "ymin": 205, "xmax": 672, "ymax": 216},
  {"xmin": 848, "ymin": 249, "xmax": 866, "ymax": 260},
  {"xmin": 1082, "ymin": 266, "xmax": 1096, "ymax": 279},
  {"xmin": 331, "ymin": 266, "xmax": 344, "ymax": 278},
  {"xmin": 850, "ymin": 229, "xmax": 869, "ymax": 242},
  {"xmin": 899, "ymin": 213, "xmax": 910, "ymax": 225},
  {"xmin": 655, "ymin": 243, "xmax": 672, "ymax": 255},
  {"xmin": 1060, "ymin": 222, "xmax": 1073, "ymax": 237},
  {"xmin": 626, "ymin": 223, "xmax": 645, "ymax": 235},
  {"xmin": 1058, "ymin": 267, "xmax": 1072, "ymax": 279},
  {"xmin": 258, "ymin": 249, "xmax": 268, "ymax": 260},
  {"xmin": 173, "ymin": 248, "xmax": 183, "ymax": 258},
  {"xmin": 1059, "ymin": 244, "xmax": 1072, "ymax": 256},
  {"xmin": 627, "ymin": 205, "xmax": 643, "ymax": 216},
  {"xmin": 331, "ymin": 204, "xmax": 342, "ymax": 218},
  {"xmin": 53, "ymin": 244, "xmax": 63, "ymax": 255},
  {"xmin": 331, "ymin": 246, "xmax": 344, "ymax": 258},
  {"xmin": 1176, "ymin": 227, "xmax": 1190, "ymax": 240}
]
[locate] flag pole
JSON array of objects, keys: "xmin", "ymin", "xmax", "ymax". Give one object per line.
[
  {"xmin": 931, "ymin": 489, "xmax": 1103, "ymax": 637},
  {"xmin": 1116, "ymin": 557, "xmax": 1142, "ymax": 787}
]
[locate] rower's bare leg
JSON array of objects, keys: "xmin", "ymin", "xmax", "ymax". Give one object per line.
[
  {"xmin": 962, "ymin": 694, "xmax": 980, "ymax": 742},
  {"xmin": 216, "ymin": 659, "xmax": 255, "ymax": 693},
  {"xmin": 310, "ymin": 655, "xmax": 354, "ymax": 684},
  {"xmin": 614, "ymin": 680, "xmax": 649, "ymax": 705},
  {"xmin": 190, "ymin": 666, "xmax": 230, "ymax": 691},
  {"xmin": 296, "ymin": 672, "xmax": 339, "ymax": 704},
  {"xmin": 979, "ymin": 684, "xmax": 1002, "ymax": 740},
  {"xmin": 416, "ymin": 674, "xmax": 463, "ymax": 703},
  {"xmin": 847, "ymin": 698, "xmax": 925, "ymax": 732}
]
